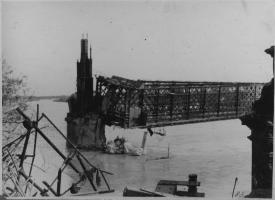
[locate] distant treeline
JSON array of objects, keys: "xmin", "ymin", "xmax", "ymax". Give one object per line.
[{"xmin": 28, "ymin": 95, "xmax": 69, "ymax": 102}]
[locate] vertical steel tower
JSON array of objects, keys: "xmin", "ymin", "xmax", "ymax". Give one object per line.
[{"xmin": 76, "ymin": 36, "xmax": 93, "ymax": 114}]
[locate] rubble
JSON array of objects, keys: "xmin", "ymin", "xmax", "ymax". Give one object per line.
[{"xmin": 104, "ymin": 136, "xmax": 144, "ymax": 156}]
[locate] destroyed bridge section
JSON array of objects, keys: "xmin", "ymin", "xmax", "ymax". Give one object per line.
[{"xmin": 94, "ymin": 76, "xmax": 263, "ymax": 129}]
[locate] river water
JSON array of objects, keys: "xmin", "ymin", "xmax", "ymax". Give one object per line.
[{"xmin": 26, "ymin": 99, "xmax": 252, "ymax": 198}]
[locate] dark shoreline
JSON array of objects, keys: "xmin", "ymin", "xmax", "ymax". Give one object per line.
[{"xmin": 28, "ymin": 95, "xmax": 68, "ymax": 102}]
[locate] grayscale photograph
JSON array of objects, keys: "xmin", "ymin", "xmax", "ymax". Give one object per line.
[{"xmin": 2, "ymin": 0, "xmax": 274, "ymax": 198}]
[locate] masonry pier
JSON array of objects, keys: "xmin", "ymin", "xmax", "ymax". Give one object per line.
[
  {"xmin": 240, "ymin": 46, "xmax": 274, "ymax": 198},
  {"xmin": 66, "ymin": 36, "xmax": 106, "ymax": 149}
]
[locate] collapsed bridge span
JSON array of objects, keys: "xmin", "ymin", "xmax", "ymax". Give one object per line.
[
  {"xmin": 66, "ymin": 37, "xmax": 263, "ymax": 149},
  {"xmin": 94, "ymin": 75, "xmax": 263, "ymax": 128}
]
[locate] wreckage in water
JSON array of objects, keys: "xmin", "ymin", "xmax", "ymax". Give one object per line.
[
  {"xmin": 66, "ymin": 37, "xmax": 273, "ymax": 198},
  {"xmin": 66, "ymin": 37, "xmax": 263, "ymax": 149},
  {"xmin": 2, "ymin": 105, "xmax": 114, "ymax": 197}
]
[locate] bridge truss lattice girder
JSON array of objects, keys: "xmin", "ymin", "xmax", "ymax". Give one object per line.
[{"xmin": 95, "ymin": 76, "xmax": 263, "ymax": 129}]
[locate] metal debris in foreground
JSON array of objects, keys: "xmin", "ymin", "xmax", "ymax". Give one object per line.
[{"xmin": 2, "ymin": 105, "xmax": 114, "ymax": 197}]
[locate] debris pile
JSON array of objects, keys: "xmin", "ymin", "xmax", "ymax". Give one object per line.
[
  {"xmin": 105, "ymin": 136, "xmax": 144, "ymax": 156},
  {"xmin": 2, "ymin": 105, "xmax": 114, "ymax": 197}
]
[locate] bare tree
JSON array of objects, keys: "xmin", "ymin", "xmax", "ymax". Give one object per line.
[{"xmin": 2, "ymin": 59, "xmax": 31, "ymax": 146}]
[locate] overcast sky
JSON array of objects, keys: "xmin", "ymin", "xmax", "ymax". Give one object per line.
[{"xmin": 2, "ymin": 0, "xmax": 274, "ymax": 96}]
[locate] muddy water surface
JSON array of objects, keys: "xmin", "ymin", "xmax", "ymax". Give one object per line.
[{"xmin": 27, "ymin": 100, "xmax": 251, "ymax": 198}]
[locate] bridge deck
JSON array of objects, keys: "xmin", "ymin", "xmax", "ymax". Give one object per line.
[{"xmin": 95, "ymin": 76, "xmax": 263, "ymax": 128}]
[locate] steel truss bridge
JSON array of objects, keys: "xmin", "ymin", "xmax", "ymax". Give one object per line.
[{"xmin": 94, "ymin": 76, "xmax": 263, "ymax": 129}]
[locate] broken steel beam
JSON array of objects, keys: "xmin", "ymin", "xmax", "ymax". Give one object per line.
[{"xmin": 2, "ymin": 106, "xmax": 114, "ymax": 197}]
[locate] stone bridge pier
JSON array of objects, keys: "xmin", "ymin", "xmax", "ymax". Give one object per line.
[
  {"xmin": 240, "ymin": 45, "xmax": 274, "ymax": 198},
  {"xmin": 66, "ymin": 37, "xmax": 106, "ymax": 150}
]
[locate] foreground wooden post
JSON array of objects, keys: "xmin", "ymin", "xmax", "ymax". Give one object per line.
[
  {"xmin": 57, "ymin": 168, "xmax": 62, "ymax": 196},
  {"xmin": 141, "ymin": 131, "xmax": 148, "ymax": 149}
]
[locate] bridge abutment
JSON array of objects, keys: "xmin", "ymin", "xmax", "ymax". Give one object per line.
[
  {"xmin": 241, "ymin": 116, "xmax": 273, "ymax": 198},
  {"xmin": 241, "ymin": 46, "xmax": 274, "ymax": 198},
  {"xmin": 240, "ymin": 79, "xmax": 273, "ymax": 198}
]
